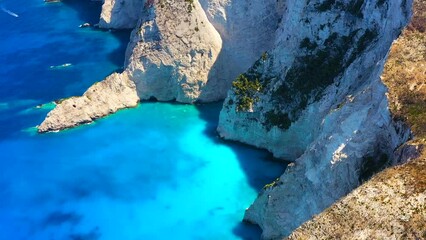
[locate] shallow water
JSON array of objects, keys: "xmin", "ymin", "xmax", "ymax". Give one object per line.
[{"xmin": 0, "ymin": 1, "xmax": 286, "ymax": 239}]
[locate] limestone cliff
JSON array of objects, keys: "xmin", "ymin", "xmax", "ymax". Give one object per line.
[
  {"xmin": 122, "ymin": 0, "xmax": 222, "ymax": 102},
  {"xmin": 118, "ymin": 0, "xmax": 284, "ymax": 102},
  {"xmin": 217, "ymin": 0, "xmax": 413, "ymax": 238},
  {"xmin": 287, "ymin": 2, "xmax": 426, "ymax": 238},
  {"xmin": 38, "ymin": 73, "xmax": 138, "ymax": 132}
]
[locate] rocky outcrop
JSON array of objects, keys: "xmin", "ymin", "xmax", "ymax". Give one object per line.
[
  {"xmin": 218, "ymin": 0, "xmax": 412, "ymax": 159},
  {"xmin": 217, "ymin": 0, "xmax": 413, "ymax": 238},
  {"xmin": 38, "ymin": 73, "xmax": 138, "ymax": 132},
  {"xmin": 99, "ymin": 0, "xmax": 284, "ymax": 102},
  {"xmin": 285, "ymin": 2, "xmax": 425, "ymax": 238},
  {"xmin": 282, "ymin": 4, "xmax": 424, "ymax": 237}
]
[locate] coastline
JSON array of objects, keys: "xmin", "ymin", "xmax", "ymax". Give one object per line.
[{"xmin": 32, "ymin": 0, "xmax": 424, "ymax": 239}]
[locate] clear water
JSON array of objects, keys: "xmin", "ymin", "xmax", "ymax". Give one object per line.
[{"xmin": 0, "ymin": 1, "xmax": 286, "ymax": 239}]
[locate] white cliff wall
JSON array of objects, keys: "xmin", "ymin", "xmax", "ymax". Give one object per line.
[
  {"xmin": 244, "ymin": 78, "xmax": 412, "ymax": 239},
  {"xmin": 217, "ymin": 0, "xmax": 413, "ymax": 238},
  {"xmin": 197, "ymin": 0, "xmax": 286, "ymax": 100},
  {"xmin": 100, "ymin": 0, "xmax": 285, "ymax": 102},
  {"xmin": 123, "ymin": 0, "xmax": 285, "ymax": 102},
  {"xmin": 218, "ymin": 0, "xmax": 412, "ymax": 159},
  {"xmin": 123, "ymin": 0, "xmax": 223, "ymax": 102}
]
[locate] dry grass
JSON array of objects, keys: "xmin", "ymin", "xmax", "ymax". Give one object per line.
[
  {"xmin": 288, "ymin": 152, "xmax": 426, "ymax": 240},
  {"xmin": 382, "ymin": 29, "xmax": 426, "ymax": 138}
]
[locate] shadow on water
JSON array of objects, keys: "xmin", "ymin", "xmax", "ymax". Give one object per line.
[
  {"xmin": 233, "ymin": 222, "xmax": 263, "ymax": 240},
  {"xmin": 61, "ymin": 0, "xmax": 132, "ymax": 69},
  {"xmin": 195, "ymin": 102, "xmax": 288, "ymax": 239},
  {"xmin": 106, "ymin": 30, "xmax": 132, "ymax": 70}
]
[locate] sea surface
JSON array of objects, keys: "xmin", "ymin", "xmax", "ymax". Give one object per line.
[{"xmin": 0, "ymin": 1, "xmax": 286, "ymax": 239}]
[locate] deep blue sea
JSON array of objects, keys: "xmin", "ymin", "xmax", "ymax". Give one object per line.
[{"xmin": 0, "ymin": 1, "xmax": 285, "ymax": 239}]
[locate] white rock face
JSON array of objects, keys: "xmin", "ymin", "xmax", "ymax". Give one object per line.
[
  {"xmin": 218, "ymin": 0, "xmax": 413, "ymax": 238},
  {"xmin": 123, "ymin": 0, "xmax": 284, "ymax": 102},
  {"xmin": 219, "ymin": 0, "xmax": 412, "ymax": 159},
  {"xmin": 197, "ymin": 0, "xmax": 285, "ymax": 98},
  {"xmin": 99, "ymin": 0, "xmax": 144, "ymax": 29},
  {"xmin": 124, "ymin": 0, "xmax": 223, "ymax": 102},
  {"xmin": 243, "ymin": 79, "xmax": 411, "ymax": 239}
]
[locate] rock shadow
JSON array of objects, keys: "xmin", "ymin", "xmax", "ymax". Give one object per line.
[
  {"xmin": 232, "ymin": 222, "xmax": 263, "ymax": 240},
  {"xmin": 61, "ymin": 0, "xmax": 104, "ymax": 24},
  {"xmin": 106, "ymin": 30, "xmax": 131, "ymax": 71},
  {"xmin": 61, "ymin": 0, "xmax": 132, "ymax": 70},
  {"xmin": 195, "ymin": 102, "xmax": 287, "ymax": 189}
]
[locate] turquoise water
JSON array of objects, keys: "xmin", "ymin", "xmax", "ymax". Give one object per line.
[{"xmin": 0, "ymin": 1, "xmax": 285, "ymax": 239}]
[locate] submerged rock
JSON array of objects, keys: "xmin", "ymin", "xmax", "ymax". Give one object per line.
[{"xmin": 49, "ymin": 63, "xmax": 72, "ymax": 70}]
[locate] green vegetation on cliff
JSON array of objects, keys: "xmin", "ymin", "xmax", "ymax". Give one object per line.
[{"xmin": 232, "ymin": 74, "xmax": 262, "ymax": 112}]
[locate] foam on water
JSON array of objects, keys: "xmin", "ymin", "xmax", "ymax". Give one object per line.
[{"xmin": 0, "ymin": 1, "xmax": 286, "ymax": 239}]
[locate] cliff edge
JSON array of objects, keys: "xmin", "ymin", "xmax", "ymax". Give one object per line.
[{"xmin": 288, "ymin": 1, "xmax": 425, "ymax": 238}]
